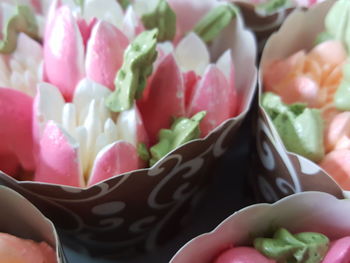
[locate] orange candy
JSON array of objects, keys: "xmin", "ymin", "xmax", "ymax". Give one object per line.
[{"xmin": 0, "ymin": 233, "xmax": 57, "ymax": 263}]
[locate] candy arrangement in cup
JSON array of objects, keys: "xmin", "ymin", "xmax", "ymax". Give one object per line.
[
  {"xmin": 0, "ymin": 0, "xmax": 243, "ymax": 187},
  {"xmin": 213, "ymin": 228, "xmax": 348, "ymax": 263},
  {"xmin": 170, "ymin": 192, "xmax": 350, "ymax": 263},
  {"xmin": 261, "ymin": 0, "xmax": 350, "ymax": 190}
]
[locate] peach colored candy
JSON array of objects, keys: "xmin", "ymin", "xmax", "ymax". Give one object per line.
[
  {"xmin": 0, "ymin": 233, "xmax": 57, "ymax": 263},
  {"xmin": 325, "ymin": 112, "xmax": 350, "ymax": 152},
  {"xmin": 213, "ymin": 247, "xmax": 275, "ymax": 263},
  {"xmin": 322, "ymin": 237, "xmax": 350, "ymax": 263},
  {"xmin": 264, "ymin": 41, "xmax": 346, "ymax": 108},
  {"xmin": 319, "ymin": 149, "xmax": 350, "ymax": 190}
]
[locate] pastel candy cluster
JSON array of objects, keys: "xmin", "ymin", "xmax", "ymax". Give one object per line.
[
  {"xmin": 0, "ymin": 0, "xmax": 239, "ymax": 187},
  {"xmin": 262, "ymin": 0, "xmax": 350, "ymax": 190}
]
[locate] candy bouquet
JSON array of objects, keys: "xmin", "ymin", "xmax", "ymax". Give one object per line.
[
  {"xmin": 0, "ymin": 0, "xmax": 256, "ymax": 258},
  {"xmin": 255, "ymin": 0, "xmax": 350, "ymax": 202},
  {"xmin": 0, "ymin": 186, "xmax": 65, "ymax": 263},
  {"xmin": 231, "ymin": 0, "xmax": 323, "ymax": 51},
  {"xmin": 170, "ymin": 192, "xmax": 350, "ymax": 263}
]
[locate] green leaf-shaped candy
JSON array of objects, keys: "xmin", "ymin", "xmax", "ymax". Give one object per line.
[
  {"xmin": 0, "ymin": 5, "xmax": 39, "ymax": 54},
  {"xmin": 141, "ymin": 0, "xmax": 176, "ymax": 42},
  {"xmin": 254, "ymin": 228, "xmax": 329, "ymax": 263},
  {"xmin": 193, "ymin": 3, "xmax": 238, "ymax": 44},
  {"xmin": 261, "ymin": 92, "xmax": 324, "ymax": 162},
  {"xmin": 149, "ymin": 111, "xmax": 206, "ymax": 166},
  {"xmin": 105, "ymin": 29, "xmax": 158, "ymax": 112}
]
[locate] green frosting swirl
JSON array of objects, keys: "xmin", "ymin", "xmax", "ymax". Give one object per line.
[
  {"xmin": 193, "ymin": 3, "xmax": 238, "ymax": 44},
  {"xmin": 141, "ymin": 0, "xmax": 176, "ymax": 42},
  {"xmin": 254, "ymin": 228, "xmax": 329, "ymax": 263},
  {"xmin": 262, "ymin": 92, "xmax": 324, "ymax": 162},
  {"xmin": 106, "ymin": 29, "xmax": 158, "ymax": 112},
  {"xmin": 149, "ymin": 111, "xmax": 206, "ymax": 166},
  {"xmin": 0, "ymin": 5, "xmax": 39, "ymax": 54}
]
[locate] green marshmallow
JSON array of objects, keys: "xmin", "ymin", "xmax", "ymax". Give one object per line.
[
  {"xmin": 261, "ymin": 92, "xmax": 324, "ymax": 162},
  {"xmin": 324, "ymin": 0, "xmax": 350, "ymax": 52},
  {"xmin": 0, "ymin": 5, "xmax": 39, "ymax": 54},
  {"xmin": 256, "ymin": 0, "xmax": 290, "ymax": 15},
  {"xmin": 254, "ymin": 228, "xmax": 329, "ymax": 263},
  {"xmin": 334, "ymin": 63, "xmax": 350, "ymax": 110},
  {"xmin": 105, "ymin": 29, "xmax": 158, "ymax": 112},
  {"xmin": 193, "ymin": 3, "xmax": 238, "ymax": 44},
  {"xmin": 149, "ymin": 111, "xmax": 206, "ymax": 166},
  {"xmin": 141, "ymin": 0, "xmax": 176, "ymax": 42}
]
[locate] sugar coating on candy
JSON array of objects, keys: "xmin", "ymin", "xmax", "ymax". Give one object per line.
[{"xmin": 0, "ymin": 232, "xmax": 57, "ymax": 263}]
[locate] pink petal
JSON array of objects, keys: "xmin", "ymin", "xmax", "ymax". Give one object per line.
[
  {"xmin": 0, "ymin": 88, "xmax": 34, "ymax": 172},
  {"xmin": 88, "ymin": 141, "xmax": 139, "ymax": 186},
  {"xmin": 0, "ymin": 153, "xmax": 20, "ymax": 178},
  {"xmin": 188, "ymin": 65, "xmax": 232, "ymax": 137},
  {"xmin": 34, "ymin": 121, "xmax": 83, "ymax": 187},
  {"xmin": 85, "ymin": 20, "xmax": 129, "ymax": 90},
  {"xmin": 138, "ymin": 54, "xmax": 185, "ymax": 145},
  {"xmin": 44, "ymin": 0, "xmax": 61, "ymax": 40},
  {"xmin": 322, "ymin": 237, "xmax": 350, "ymax": 263},
  {"xmin": 76, "ymin": 17, "xmax": 97, "ymax": 48},
  {"xmin": 183, "ymin": 70, "xmax": 200, "ymax": 109},
  {"xmin": 44, "ymin": 5, "xmax": 85, "ymax": 101},
  {"xmin": 216, "ymin": 50, "xmax": 237, "ymax": 116}
]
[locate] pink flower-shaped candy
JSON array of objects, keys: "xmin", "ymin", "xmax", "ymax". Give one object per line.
[
  {"xmin": 33, "ymin": 79, "xmax": 147, "ymax": 187},
  {"xmin": 140, "ymin": 31, "xmax": 237, "ymax": 142},
  {"xmin": 44, "ymin": 0, "xmax": 131, "ymax": 101}
]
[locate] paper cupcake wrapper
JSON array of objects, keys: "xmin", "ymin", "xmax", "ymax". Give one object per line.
[
  {"xmin": 231, "ymin": 1, "xmax": 295, "ymax": 51},
  {"xmin": 0, "ymin": 12, "xmax": 257, "ymax": 259},
  {"xmin": 170, "ymin": 191, "xmax": 350, "ymax": 263},
  {"xmin": 0, "ymin": 185, "xmax": 66, "ymax": 263},
  {"xmin": 254, "ymin": 0, "xmax": 347, "ymax": 203}
]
